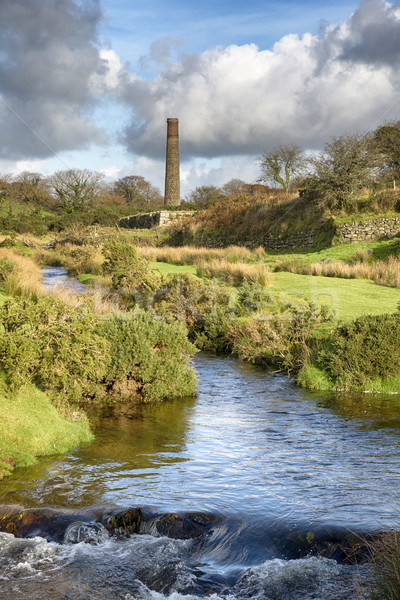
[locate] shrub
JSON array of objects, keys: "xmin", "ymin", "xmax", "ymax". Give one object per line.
[
  {"xmin": 228, "ymin": 302, "xmax": 329, "ymax": 373},
  {"xmin": 319, "ymin": 313, "xmax": 400, "ymax": 389},
  {"xmin": 153, "ymin": 273, "xmax": 235, "ymax": 351},
  {"xmin": 235, "ymin": 281, "xmax": 276, "ymax": 317},
  {"xmin": 0, "ymin": 296, "xmax": 109, "ymax": 404},
  {"xmin": 102, "ymin": 240, "xmax": 161, "ymax": 296},
  {"xmin": 0, "ymin": 296, "xmax": 199, "ymax": 404},
  {"xmin": 99, "ymin": 312, "xmax": 197, "ymax": 402}
]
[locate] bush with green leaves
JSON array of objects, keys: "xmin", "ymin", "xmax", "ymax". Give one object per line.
[
  {"xmin": 99, "ymin": 312, "xmax": 197, "ymax": 401},
  {"xmin": 319, "ymin": 313, "xmax": 400, "ymax": 390},
  {"xmin": 103, "ymin": 239, "xmax": 161, "ymax": 296},
  {"xmin": 153, "ymin": 273, "xmax": 234, "ymax": 352},
  {"xmin": 0, "ymin": 296, "xmax": 198, "ymax": 404},
  {"xmin": 228, "ymin": 302, "xmax": 330, "ymax": 373},
  {"xmin": 0, "ymin": 296, "xmax": 109, "ymax": 404}
]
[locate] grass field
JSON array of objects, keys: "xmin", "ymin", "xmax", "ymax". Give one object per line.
[
  {"xmin": 265, "ymin": 237, "xmax": 400, "ymax": 267},
  {"xmin": 150, "ymin": 261, "xmax": 197, "ymax": 276},
  {"xmin": 271, "ymin": 272, "xmax": 400, "ymax": 321}
]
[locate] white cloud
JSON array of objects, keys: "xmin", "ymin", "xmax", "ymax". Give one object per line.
[
  {"xmin": 121, "ymin": 0, "xmax": 400, "ymax": 160},
  {"xmin": 90, "ymin": 49, "xmax": 125, "ymax": 94}
]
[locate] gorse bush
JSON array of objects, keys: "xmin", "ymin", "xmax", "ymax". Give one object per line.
[
  {"xmin": 103, "ymin": 240, "xmax": 161, "ymax": 295},
  {"xmin": 228, "ymin": 302, "xmax": 330, "ymax": 373},
  {"xmin": 100, "ymin": 312, "xmax": 197, "ymax": 402},
  {"xmin": 153, "ymin": 273, "xmax": 234, "ymax": 352},
  {"xmin": 0, "ymin": 296, "xmax": 109, "ymax": 404},
  {"xmin": 319, "ymin": 313, "xmax": 400, "ymax": 390},
  {"xmin": 0, "ymin": 296, "xmax": 198, "ymax": 404}
]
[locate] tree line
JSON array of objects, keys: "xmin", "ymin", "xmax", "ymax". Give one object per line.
[
  {"xmin": 258, "ymin": 120, "xmax": 400, "ymax": 209},
  {"xmin": 0, "ymin": 172, "xmax": 163, "ymax": 214}
]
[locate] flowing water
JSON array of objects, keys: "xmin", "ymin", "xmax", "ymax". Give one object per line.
[{"xmin": 1, "ymin": 269, "xmax": 400, "ymax": 598}]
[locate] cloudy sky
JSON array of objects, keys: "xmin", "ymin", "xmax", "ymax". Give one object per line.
[{"xmin": 0, "ymin": 0, "xmax": 400, "ymax": 195}]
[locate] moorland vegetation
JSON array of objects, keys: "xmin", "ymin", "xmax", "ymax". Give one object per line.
[{"xmin": 1, "ymin": 122, "xmax": 400, "ymax": 471}]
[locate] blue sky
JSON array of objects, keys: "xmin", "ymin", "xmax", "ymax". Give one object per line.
[{"xmin": 1, "ymin": 0, "xmax": 400, "ymax": 195}]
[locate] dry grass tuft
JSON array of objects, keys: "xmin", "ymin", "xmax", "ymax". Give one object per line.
[
  {"xmin": 307, "ymin": 256, "xmax": 400, "ymax": 287},
  {"xmin": 0, "ymin": 249, "xmax": 46, "ymax": 299},
  {"xmin": 136, "ymin": 244, "xmax": 264, "ymax": 265},
  {"xmin": 195, "ymin": 258, "xmax": 272, "ymax": 286}
]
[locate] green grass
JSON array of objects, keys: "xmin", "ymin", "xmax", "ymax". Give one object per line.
[
  {"xmin": 270, "ymin": 272, "xmax": 400, "ymax": 321},
  {"xmin": 0, "ymin": 381, "xmax": 93, "ymax": 479},
  {"xmin": 77, "ymin": 273, "xmax": 98, "ymax": 284},
  {"xmin": 264, "ymin": 237, "xmax": 400, "ymax": 267},
  {"xmin": 332, "ymin": 210, "xmax": 400, "ymax": 226},
  {"xmin": 150, "ymin": 261, "xmax": 197, "ymax": 276},
  {"xmin": 150, "ymin": 257, "xmax": 400, "ymax": 323},
  {"xmin": 298, "ymin": 365, "xmax": 400, "ymax": 395}
]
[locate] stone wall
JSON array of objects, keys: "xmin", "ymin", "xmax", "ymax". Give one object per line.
[
  {"xmin": 333, "ymin": 216, "xmax": 400, "ymax": 245},
  {"xmin": 119, "ymin": 210, "xmax": 194, "ymax": 230},
  {"xmin": 263, "ymin": 229, "xmax": 324, "ymax": 251},
  {"xmin": 263, "ymin": 216, "xmax": 400, "ymax": 251}
]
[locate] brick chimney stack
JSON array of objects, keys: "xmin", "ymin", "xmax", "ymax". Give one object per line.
[{"xmin": 164, "ymin": 118, "xmax": 180, "ymax": 206}]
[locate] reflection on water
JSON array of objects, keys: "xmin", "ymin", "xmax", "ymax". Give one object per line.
[
  {"xmin": 41, "ymin": 266, "xmax": 87, "ymax": 294},
  {"xmin": 2, "ymin": 353, "xmax": 400, "ymax": 532},
  {"xmin": 1, "ymin": 352, "xmax": 399, "ymax": 598}
]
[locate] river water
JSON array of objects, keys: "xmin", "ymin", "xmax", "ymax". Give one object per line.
[{"xmin": 1, "ymin": 269, "xmax": 400, "ymax": 598}]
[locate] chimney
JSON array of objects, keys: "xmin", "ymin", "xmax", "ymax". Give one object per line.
[{"xmin": 164, "ymin": 118, "xmax": 180, "ymax": 206}]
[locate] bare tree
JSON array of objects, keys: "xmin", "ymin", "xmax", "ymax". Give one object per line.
[
  {"xmin": 185, "ymin": 185, "xmax": 225, "ymax": 208},
  {"xmin": 48, "ymin": 169, "xmax": 104, "ymax": 212},
  {"xmin": 113, "ymin": 176, "xmax": 162, "ymax": 207},
  {"xmin": 258, "ymin": 144, "xmax": 305, "ymax": 193},
  {"xmin": 221, "ymin": 179, "xmax": 248, "ymax": 196},
  {"xmin": 13, "ymin": 171, "xmax": 51, "ymax": 205}
]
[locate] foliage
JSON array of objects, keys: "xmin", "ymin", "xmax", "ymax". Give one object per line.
[
  {"xmin": 0, "ymin": 294, "xmax": 198, "ymax": 404},
  {"xmin": 373, "ymin": 120, "xmax": 400, "ymax": 184},
  {"xmin": 258, "ymin": 144, "xmax": 305, "ymax": 192},
  {"xmin": 318, "ymin": 313, "xmax": 400, "ymax": 390},
  {"xmin": 102, "ymin": 239, "xmax": 161, "ymax": 297},
  {"xmin": 302, "ymin": 133, "xmax": 377, "ymax": 209},
  {"xmin": 228, "ymin": 302, "xmax": 330, "ymax": 373},
  {"xmin": 153, "ymin": 273, "xmax": 234, "ymax": 352},
  {"xmin": 185, "ymin": 185, "xmax": 226, "ymax": 208},
  {"xmin": 168, "ymin": 192, "xmax": 311, "ymax": 248},
  {"xmin": 235, "ymin": 281, "xmax": 275, "ymax": 316},
  {"xmin": 100, "ymin": 312, "xmax": 197, "ymax": 402},
  {"xmin": 48, "ymin": 169, "xmax": 105, "ymax": 213},
  {"xmin": 113, "ymin": 175, "xmax": 163, "ymax": 208},
  {"xmin": 0, "ymin": 296, "xmax": 110, "ymax": 403}
]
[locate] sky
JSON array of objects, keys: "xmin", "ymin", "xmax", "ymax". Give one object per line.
[{"xmin": 0, "ymin": 0, "xmax": 400, "ymax": 196}]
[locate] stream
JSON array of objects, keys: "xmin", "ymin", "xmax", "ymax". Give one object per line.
[{"xmin": 1, "ymin": 268, "xmax": 400, "ymax": 598}]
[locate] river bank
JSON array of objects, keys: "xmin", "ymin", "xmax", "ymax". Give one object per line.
[{"xmin": 2, "ymin": 352, "xmax": 400, "ymax": 598}]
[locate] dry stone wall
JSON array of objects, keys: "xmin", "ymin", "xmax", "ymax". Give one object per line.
[
  {"xmin": 263, "ymin": 216, "xmax": 400, "ymax": 251},
  {"xmin": 119, "ymin": 211, "xmax": 195, "ymax": 230},
  {"xmin": 333, "ymin": 216, "xmax": 400, "ymax": 245}
]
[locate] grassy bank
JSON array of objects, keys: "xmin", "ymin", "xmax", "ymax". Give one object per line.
[{"xmin": 0, "ymin": 382, "xmax": 93, "ymax": 479}]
